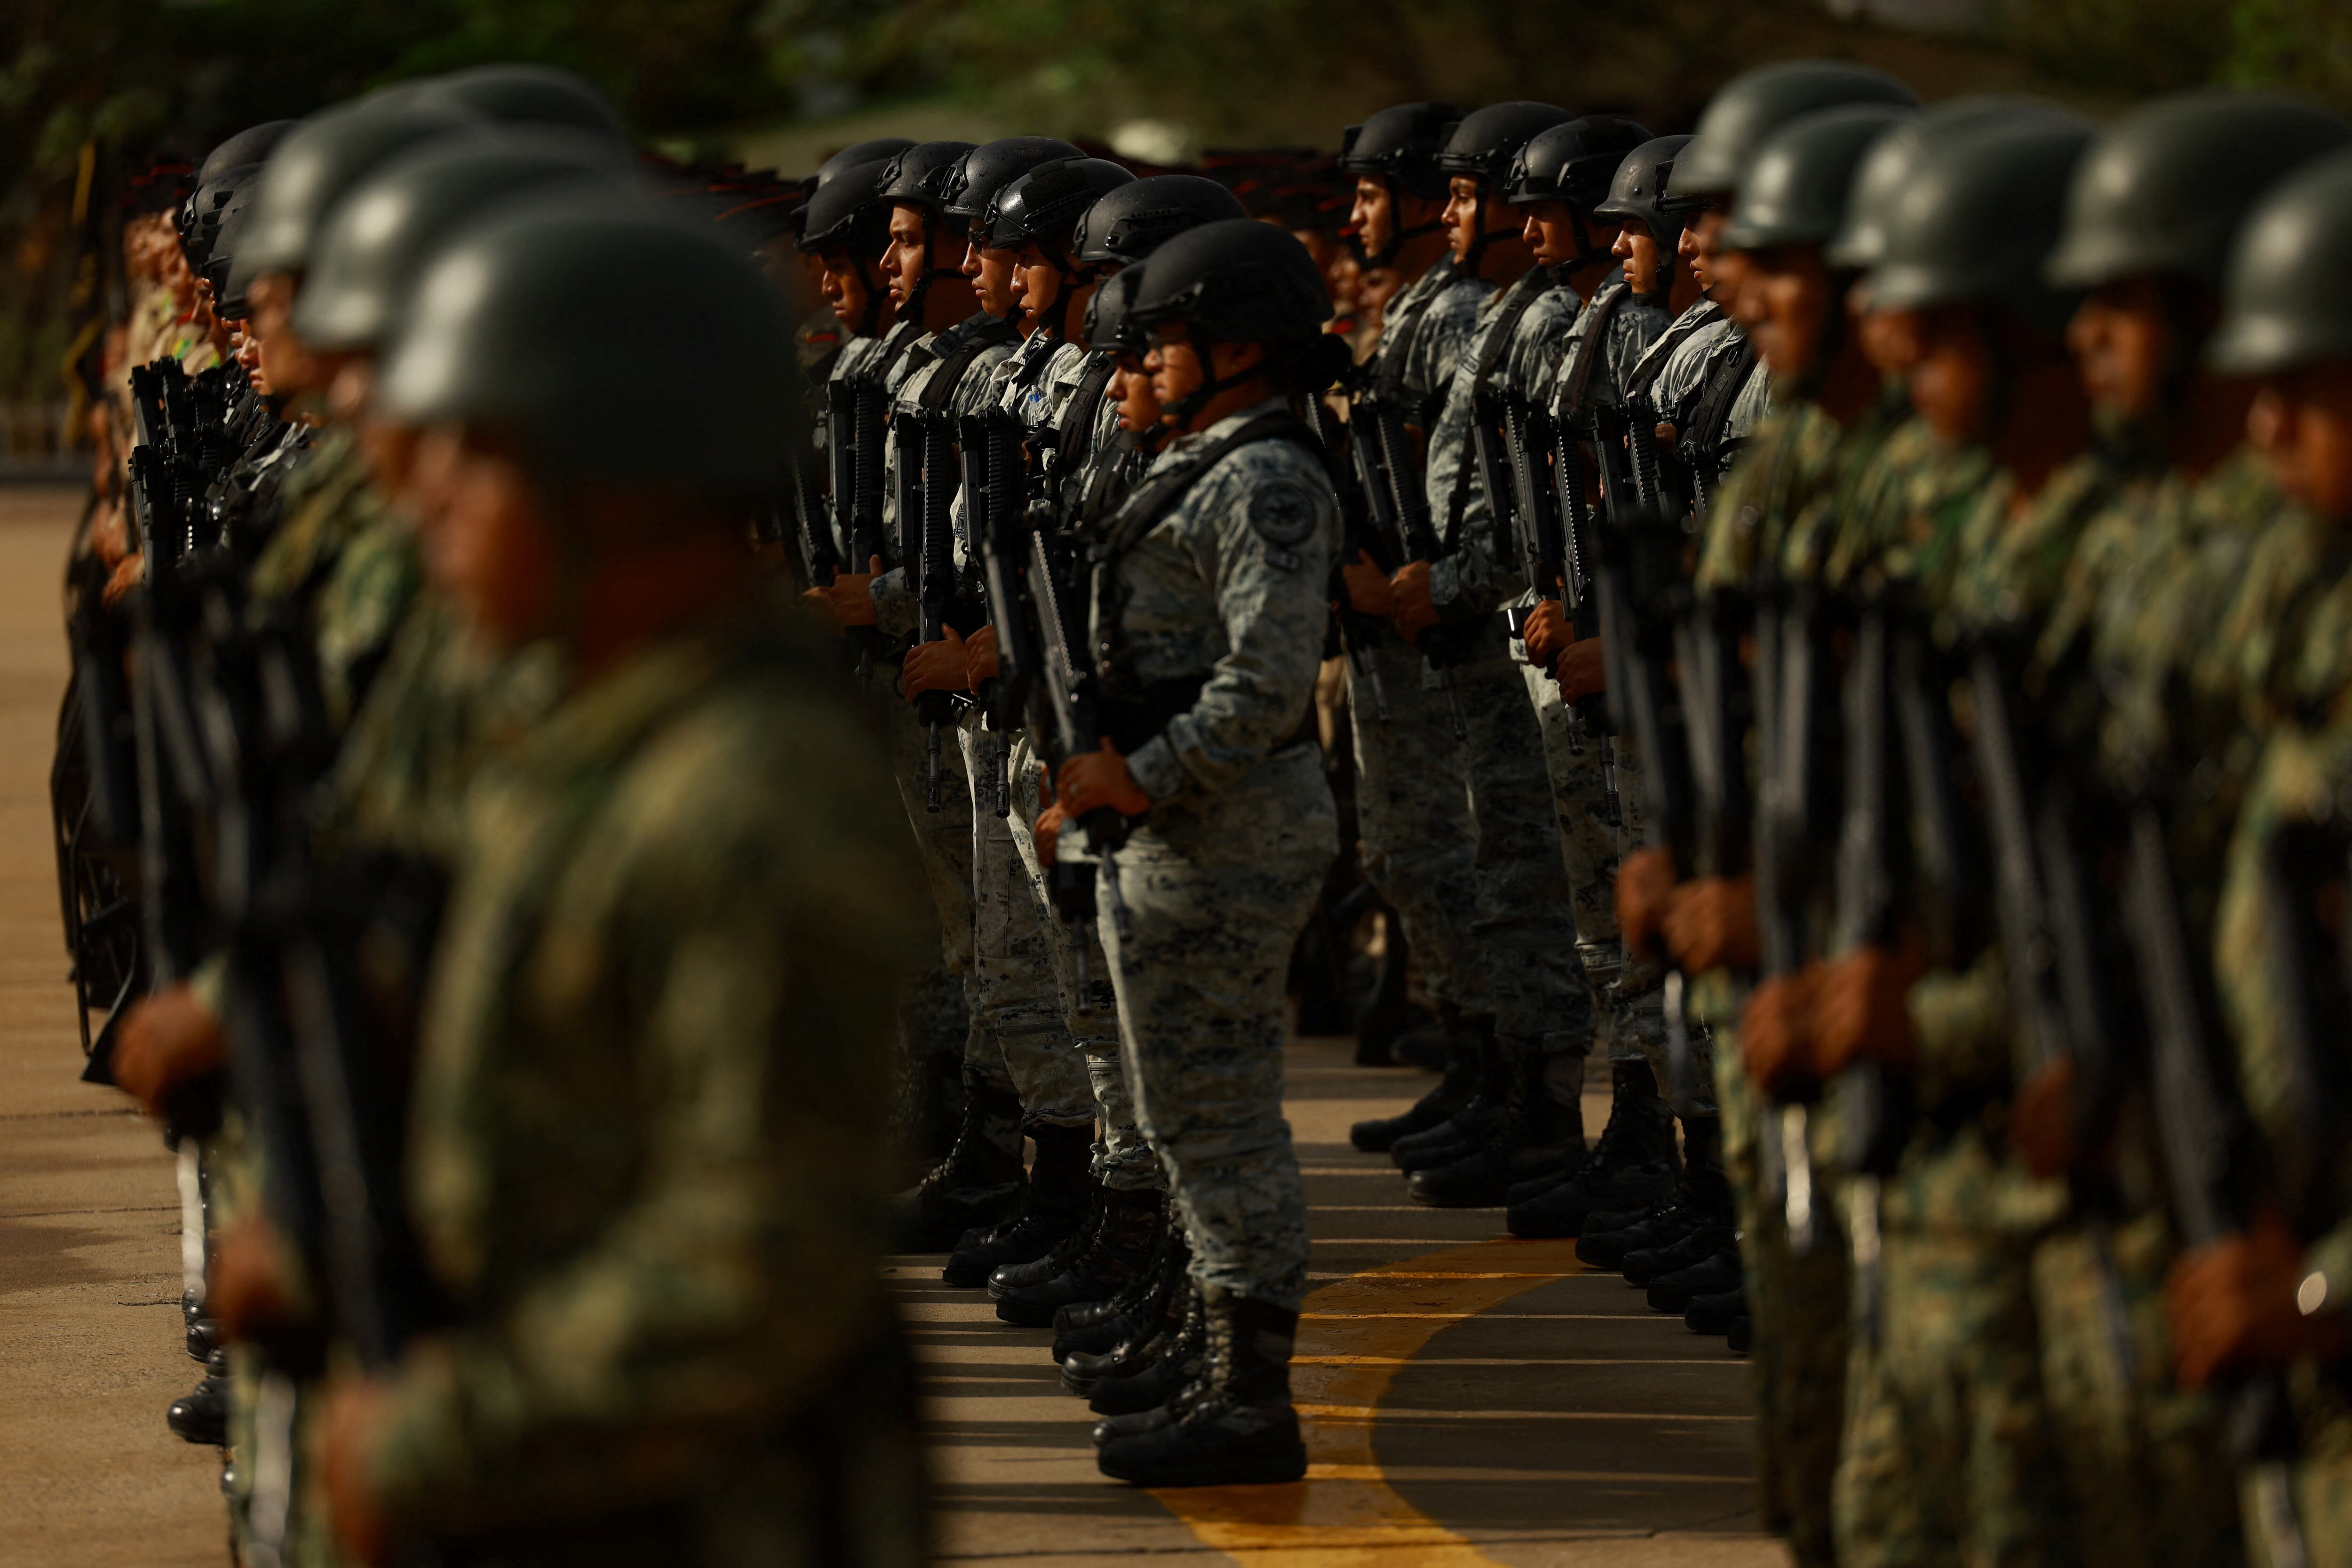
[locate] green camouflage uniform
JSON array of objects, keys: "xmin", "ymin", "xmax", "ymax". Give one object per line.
[
  {"xmin": 2207, "ymin": 481, "xmax": 2352, "ymax": 1568},
  {"xmin": 1818, "ymin": 421, "xmax": 2075, "ymax": 1568},
  {"xmin": 368, "ymin": 607, "xmax": 930, "ymax": 1566},
  {"xmin": 1689, "ymin": 388, "xmax": 1899, "ymax": 1567},
  {"xmin": 1096, "ymin": 398, "xmax": 1340, "ymax": 1308}
]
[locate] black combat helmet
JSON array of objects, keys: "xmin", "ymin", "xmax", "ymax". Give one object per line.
[
  {"xmin": 205, "ymin": 181, "xmax": 268, "ymax": 317},
  {"xmin": 1438, "ymin": 102, "xmax": 1573, "ymax": 186},
  {"xmin": 797, "ymin": 155, "xmax": 897, "ymax": 255},
  {"xmin": 1827, "ymin": 98, "xmax": 2085, "ymax": 273},
  {"xmin": 1666, "ymin": 60, "xmax": 1919, "ymax": 206},
  {"xmin": 1071, "ymin": 174, "xmax": 1246, "ymax": 266},
  {"xmin": 985, "ymin": 157, "xmax": 1136, "ymax": 251},
  {"xmin": 1085, "ymin": 265, "xmax": 1148, "ymax": 356},
  {"xmin": 294, "ymin": 128, "xmax": 634, "ymax": 354},
  {"xmin": 231, "ymin": 100, "xmax": 483, "ymax": 294},
  {"xmin": 1719, "ymin": 104, "xmax": 1916, "ymax": 255},
  {"xmin": 941, "ymin": 137, "xmax": 1087, "ymax": 225},
  {"xmin": 1506, "ymin": 115, "xmax": 1657, "ymax": 271},
  {"xmin": 2044, "ymin": 90, "xmax": 2352, "ymax": 294},
  {"xmin": 1125, "ymin": 219, "xmax": 1332, "ymax": 344},
  {"xmin": 378, "ymin": 196, "xmax": 802, "ymax": 493},
  {"xmin": 180, "ymin": 164, "xmax": 262, "ymax": 274},
  {"xmin": 1339, "ymin": 101, "xmax": 1461, "ymax": 265},
  {"xmin": 1862, "ymin": 116, "xmax": 2097, "ymax": 332},
  {"xmin": 2209, "ymin": 150, "xmax": 2352, "ymax": 376},
  {"xmin": 405, "ymin": 63, "xmax": 629, "ymax": 147},
  {"xmin": 1338, "ymin": 103, "xmax": 1461, "ymax": 202},
  {"xmin": 874, "ymin": 140, "xmax": 978, "ymax": 215},
  {"xmin": 815, "ymin": 137, "xmax": 919, "ymax": 190},
  {"xmin": 198, "ymin": 122, "xmax": 297, "ymax": 189},
  {"xmin": 1593, "ymin": 133, "xmax": 1693, "ymax": 248}
]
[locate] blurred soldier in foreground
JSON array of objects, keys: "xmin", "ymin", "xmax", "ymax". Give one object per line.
[{"xmin": 316, "ymin": 199, "xmax": 929, "ymax": 1566}]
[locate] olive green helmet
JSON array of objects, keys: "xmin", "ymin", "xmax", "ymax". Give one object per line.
[
  {"xmin": 1666, "ymin": 59, "xmax": 1918, "ymax": 205},
  {"xmin": 377, "ymin": 197, "xmax": 803, "ymax": 493},
  {"xmin": 1827, "ymin": 97, "xmax": 2088, "ymax": 272},
  {"xmin": 231, "ymin": 99, "xmax": 481, "ymax": 294},
  {"xmin": 405, "ymin": 64, "xmax": 630, "ymax": 148},
  {"xmin": 1718, "ymin": 103, "xmax": 1913, "ymax": 254},
  {"xmin": 2045, "ymin": 90, "xmax": 2352, "ymax": 293},
  {"xmin": 2209, "ymin": 150, "xmax": 2352, "ymax": 376},
  {"xmin": 294, "ymin": 128, "xmax": 633, "ymax": 354},
  {"xmin": 1862, "ymin": 116, "xmax": 2096, "ymax": 332}
]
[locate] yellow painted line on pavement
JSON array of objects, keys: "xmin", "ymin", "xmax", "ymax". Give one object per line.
[{"xmin": 1146, "ymin": 1237, "xmax": 1582, "ymax": 1567}]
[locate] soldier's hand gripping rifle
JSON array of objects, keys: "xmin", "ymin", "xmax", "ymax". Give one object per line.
[
  {"xmin": 1028, "ymin": 530, "xmax": 1133, "ymax": 942},
  {"xmin": 1351, "ymin": 378, "xmax": 1464, "ymax": 737},
  {"xmin": 971, "ymin": 410, "xmax": 1047, "ymax": 820},
  {"xmin": 2126, "ymin": 803, "xmax": 2329, "ymax": 1568},
  {"xmin": 908, "ymin": 406, "xmax": 966, "ymax": 813},
  {"xmin": 825, "ymin": 376, "xmax": 888, "ymax": 672},
  {"xmin": 1301, "ymin": 396, "xmax": 1388, "ymax": 722}
]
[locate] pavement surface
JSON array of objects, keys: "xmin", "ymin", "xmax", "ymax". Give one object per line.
[{"xmin": 0, "ymin": 480, "xmax": 1784, "ymax": 1566}]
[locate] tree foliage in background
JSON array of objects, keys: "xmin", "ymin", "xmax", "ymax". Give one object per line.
[{"xmin": 8, "ymin": 0, "xmax": 2352, "ymax": 408}]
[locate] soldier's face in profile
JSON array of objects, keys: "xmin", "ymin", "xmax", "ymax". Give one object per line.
[
  {"xmin": 1012, "ymin": 240, "xmax": 1062, "ymax": 331},
  {"xmin": 1856, "ymin": 294, "xmax": 1924, "ymax": 378},
  {"xmin": 1682, "ymin": 207, "xmax": 1736, "ymax": 299},
  {"xmin": 1112, "ymin": 356, "xmax": 1160, "ymax": 433},
  {"xmin": 1907, "ymin": 305, "xmax": 1993, "ymax": 444},
  {"xmin": 1736, "ymin": 243, "xmax": 1830, "ymax": 384},
  {"xmin": 1442, "ymin": 176, "xmax": 1491, "ymax": 263},
  {"xmin": 884, "ymin": 206, "xmax": 931, "ymax": 308},
  {"xmin": 1351, "ymin": 178, "xmax": 1395, "ymax": 258},
  {"xmin": 2068, "ymin": 279, "xmax": 2171, "ymax": 420},
  {"xmin": 414, "ymin": 425, "xmax": 554, "ymax": 646},
  {"xmin": 1614, "ymin": 224, "xmax": 1660, "ymax": 295},
  {"xmin": 818, "ymin": 245, "xmax": 870, "ymax": 328},
  {"xmin": 248, "ymin": 273, "xmax": 323, "ymax": 400},
  {"xmin": 2248, "ymin": 360, "xmax": 2352, "ymax": 523}
]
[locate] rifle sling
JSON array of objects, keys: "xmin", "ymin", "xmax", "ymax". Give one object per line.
[{"xmin": 1439, "ymin": 267, "xmax": 1557, "ymax": 547}]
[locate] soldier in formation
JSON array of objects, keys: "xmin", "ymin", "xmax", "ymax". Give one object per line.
[{"xmin": 52, "ymin": 43, "xmax": 2352, "ymax": 1565}]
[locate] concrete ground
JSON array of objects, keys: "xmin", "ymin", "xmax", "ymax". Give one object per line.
[{"xmin": 0, "ymin": 480, "xmax": 1783, "ymax": 1566}]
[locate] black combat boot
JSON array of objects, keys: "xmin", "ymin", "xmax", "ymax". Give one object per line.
[
  {"xmin": 1389, "ymin": 1019, "xmax": 1509, "ymax": 1172},
  {"xmin": 994, "ymin": 1187, "xmax": 1162, "ymax": 1326},
  {"xmin": 898, "ymin": 1075, "xmax": 1025, "ymax": 1252},
  {"xmin": 1685, "ymin": 1284, "xmax": 1748, "ymax": 1337},
  {"xmin": 1090, "ymin": 1282, "xmax": 1207, "ymax": 1420},
  {"xmin": 1576, "ymin": 1194, "xmax": 1700, "ymax": 1270},
  {"xmin": 1348, "ymin": 1003, "xmax": 1483, "ymax": 1153},
  {"xmin": 1624, "ymin": 1219, "xmax": 1738, "ymax": 1289},
  {"xmin": 1650, "ymin": 1247, "xmax": 1744, "ymax": 1313},
  {"xmin": 1506, "ymin": 1061, "xmax": 1679, "ymax": 1237},
  {"xmin": 942, "ymin": 1122, "xmax": 1091, "ymax": 1287},
  {"xmin": 1096, "ymin": 1285, "xmax": 1308, "ymax": 1488},
  {"xmin": 1062, "ymin": 1245, "xmax": 1194, "ymax": 1396},
  {"xmin": 1056, "ymin": 1219, "xmax": 1187, "ymax": 1361},
  {"xmin": 167, "ymin": 1347, "xmax": 229, "ymax": 1446},
  {"xmin": 1408, "ymin": 1047, "xmax": 1585, "ymax": 1208},
  {"xmin": 984, "ymin": 1180, "xmax": 1106, "ymax": 1297}
]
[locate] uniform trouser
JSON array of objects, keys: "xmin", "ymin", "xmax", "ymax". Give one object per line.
[
  {"xmin": 2031, "ymin": 1210, "xmax": 2241, "ymax": 1568},
  {"xmin": 876, "ymin": 681, "xmax": 1020, "ymax": 1098},
  {"xmin": 1716, "ymin": 1017, "xmax": 1845, "ymax": 1568},
  {"xmin": 1453, "ymin": 645, "xmax": 1597, "ymax": 1056},
  {"xmin": 1003, "ymin": 731, "xmax": 1156, "ymax": 1192},
  {"xmin": 1520, "ymin": 654, "xmax": 1661, "ymax": 1070},
  {"xmin": 1345, "ymin": 632, "xmax": 1487, "ymax": 1016},
  {"xmin": 1100, "ymin": 742, "xmax": 1335, "ymax": 1309},
  {"xmin": 1834, "ymin": 1145, "xmax": 2073, "ymax": 1568},
  {"xmin": 959, "ymin": 719, "xmax": 1095, "ymax": 1129}
]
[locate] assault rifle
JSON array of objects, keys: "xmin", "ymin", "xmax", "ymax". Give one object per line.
[
  {"xmin": 1300, "ymin": 396, "xmax": 1388, "ymax": 722},
  {"xmin": 1028, "ymin": 525, "xmax": 1132, "ymax": 941},
  {"xmin": 1348, "ymin": 376, "xmax": 1463, "ymax": 735}
]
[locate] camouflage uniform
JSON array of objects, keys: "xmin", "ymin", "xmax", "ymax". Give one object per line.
[
  {"xmin": 1345, "ymin": 257, "xmax": 1492, "ymax": 1021},
  {"xmin": 1414, "ymin": 263, "xmax": 1602, "ymax": 1063},
  {"xmin": 1690, "ymin": 389, "xmax": 1906, "ymax": 1566},
  {"xmin": 1095, "ymin": 398, "xmax": 1340, "ymax": 1308},
  {"xmin": 370, "ymin": 610, "xmax": 930, "ymax": 1565},
  {"xmin": 1822, "ymin": 422, "xmax": 2073, "ymax": 1568}
]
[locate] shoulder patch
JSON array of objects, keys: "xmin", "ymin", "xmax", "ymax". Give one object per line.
[{"xmin": 1248, "ymin": 476, "xmax": 1322, "ymax": 546}]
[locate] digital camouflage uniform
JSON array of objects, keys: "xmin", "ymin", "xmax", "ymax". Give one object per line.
[
  {"xmin": 1415, "ymin": 263, "xmax": 1601, "ymax": 1065},
  {"xmin": 1691, "ymin": 388, "xmax": 1903, "ymax": 1567},
  {"xmin": 1518, "ymin": 271, "xmax": 1671, "ymax": 1075},
  {"xmin": 1096, "ymin": 398, "xmax": 1341, "ymax": 1308},
  {"xmin": 1817, "ymin": 422, "xmax": 2073, "ymax": 1568},
  {"xmin": 369, "ymin": 609, "xmax": 930, "ymax": 1567},
  {"xmin": 1345, "ymin": 257, "xmax": 1491, "ymax": 1021}
]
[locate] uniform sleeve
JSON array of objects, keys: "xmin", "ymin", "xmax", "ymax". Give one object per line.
[
  {"xmin": 1905, "ymin": 947, "xmax": 2015, "ymax": 1109},
  {"xmin": 368, "ymin": 720, "xmax": 915, "ymax": 1534},
  {"xmin": 1127, "ymin": 450, "xmax": 1338, "ymax": 801}
]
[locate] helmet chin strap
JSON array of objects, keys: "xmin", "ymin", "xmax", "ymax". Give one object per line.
[
  {"xmin": 1563, "ymin": 207, "xmax": 1614, "ymax": 276},
  {"xmin": 902, "ymin": 209, "xmax": 965, "ymax": 325},
  {"xmin": 1365, "ymin": 176, "xmax": 1445, "ymax": 269},
  {"xmin": 855, "ymin": 256, "xmax": 889, "ymax": 338},
  {"xmin": 1042, "ymin": 237, "xmax": 1101, "ymax": 343},
  {"xmin": 1162, "ymin": 324, "xmax": 1269, "ymax": 429}
]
